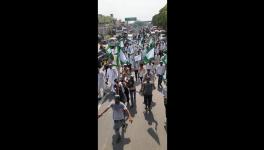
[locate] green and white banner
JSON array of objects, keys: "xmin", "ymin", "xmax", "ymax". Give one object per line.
[
  {"xmin": 120, "ymin": 41, "xmax": 124, "ymax": 48},
  {"xmin": 161, "ymin": 54, "xmax": 167, "ymax": 64},
  {"xmin": 143, "ymin": 48, "xmax": 154, "ymax": 64},
  {"xmin": 119, "ymin": 50, "xmax": 128, "ymax": 63}
]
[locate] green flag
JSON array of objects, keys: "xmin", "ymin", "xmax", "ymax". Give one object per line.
[
  {"xmin": 143, "ymin": 48, "xmax": 154, "ymax": 64},
  {"xmin": 105, "ymin": 47, "xmax": 113, "ymax": 59},
  {"xmin": 115, "ymin": 46, "xmax": 121, "ymax": 55},
  {"xmin": 112, "ymin": 54, "xmax": 120, "ymax": 67},
  {"xmin": 111, "ymin": 45, "xmax": 121, "ymax": 67},
  {"xmin": 143, "ymin": 44, "xmax": 152, "ymax": 58},
  {"xmin": 106, "ymin": 47, "xmax": 111, "ymax": 54},
  {"xmin": 148, "ymin": 38, "xmax": 155, "ymax": 49},
  {"xmin": 161, "ymin": 54, "xmax": 167, "ymax": 64}
]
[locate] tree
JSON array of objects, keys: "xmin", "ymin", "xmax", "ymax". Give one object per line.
[
  {"xmin": 98, "ymin": 15, "xmax": 114, "ymax": 25},
  {"xmin": 152, "ymin": 14, "xmax": 158, "ymax": 26},
  {"xmin": 151, "ymin": 4, "xmax": 167, "ymax": 30}
]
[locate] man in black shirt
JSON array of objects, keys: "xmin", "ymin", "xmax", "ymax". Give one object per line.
[
  {"xmin": 127, "ymin": 76, "xmax": 136, "ymax": 107},
  {"xmin": 142, "ymin": 77, "xmax": 153, "ymax": 111}
]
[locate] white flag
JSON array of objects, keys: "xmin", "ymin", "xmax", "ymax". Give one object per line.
[
  {"xmin": 134, "ymin": 55, "xmax": 141, "ymax": 61},
  {"xmin": 146, "ymin": 48, "xmax": 154, "ymax": 59},
  {"xmin": 120, "ymin": 41, "xmax": 124, "ymax": 47},
  {"xmin": 149, "ymin": 38, "xmax": 153, "ymax": 45},
  {"xmin": 130, "ymin": 47, "xmax": 134, "ymax": 54},
  {"xmin": 106, "ymin": 48, "xmax": 111, "ymax": 54},
  {"xmin": 119, "ymin": 50, "xmax": 128, "ymax": 63}
]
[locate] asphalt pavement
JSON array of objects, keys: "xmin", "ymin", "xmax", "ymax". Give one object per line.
[{"xmin": 98, "ymin": 74, "xmax": 167, "ymax": 150}]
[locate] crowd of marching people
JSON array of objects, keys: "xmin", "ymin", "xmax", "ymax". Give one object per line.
[
  {"xmin": 98, "ymin": 27, "xmax": 167, "ymax": 109},
  {"xmin": 98, "ymin": 27, "xmax": 167, "ymax": 143}
]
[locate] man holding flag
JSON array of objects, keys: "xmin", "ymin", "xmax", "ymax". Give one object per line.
[{"xmin": 144, "ymin": 47, "xmax": 155, "ymax": 65}]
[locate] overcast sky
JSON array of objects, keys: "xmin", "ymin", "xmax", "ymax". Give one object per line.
[{"xmin": 98, "ymin": 0, "xmax": 167, "ymax": 21}]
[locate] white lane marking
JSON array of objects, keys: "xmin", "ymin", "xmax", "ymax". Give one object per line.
[{"xmin": 98, "ymin": 103, "xmax": 102, "ymax": 110}]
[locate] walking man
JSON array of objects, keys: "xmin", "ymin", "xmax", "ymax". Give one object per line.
[
  {"xmin": 143, "ymin": 69, "xmax": 155, "ymax": 89},
  {"xmin": 127, "ymin": 76, "xmax": 136, "ymax": 107},
  {"xmin": 122, "ymin": 79, "xmax": 130, "ymax": 107},
  {"xmin": 106, "ymin": 64, "xmax": 118, "ymax": 94},
  {"xmin": 156, "ymin": 61, "xmax": 166, "ymax": 88},
  {"xmin": 98, "ymin": 95, "xmax": 133, "ymax": 143},
  {"xmin": 134, "ymin": 61, "xmax": 139, "ymax": 82},
  {"xmin": 113, "ymin": 79, "xmax": 127, "ymax": 104},
  {"xmin": 138, "ymin": 63, "xmax": 145, "ymax": 84},
  {"xmin": 142, "ymin": 77, "xmax": 154, "ymax": 111},
  {"xmin": 146, "ymin": 61, "xmax": 153, "ymax": 72}
]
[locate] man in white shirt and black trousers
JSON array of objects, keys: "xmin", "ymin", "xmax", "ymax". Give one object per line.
[
  {"xmin": 156, "ymin": 61, "xmax": 166, "ymax": 88},
  {"xmin": 146, "ymin": 61, "xmax": 153, "ymax": 72},
  {"xmin": 98, "ymin": 95, "xmax": 133, "ymax": 143},
  {"xmin": 106, "ymin": 64, "xmax": 118, "ymax": 94}
]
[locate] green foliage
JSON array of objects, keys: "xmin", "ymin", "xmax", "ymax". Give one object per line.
[
  {"xmin": 98, "ymin": 15, "xmax": 114, "ymax": 24},
  {"xmin": 104, "ymin": 35, "xmax": 111, "ymax": 40},
  {"xmin": 152, "ymin": 4, "xmax": 167, "ymax": 30}
]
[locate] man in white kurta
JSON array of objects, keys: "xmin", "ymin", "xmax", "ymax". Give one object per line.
[
  {"xmin": 156, "ymin": 61, "xmax": 166, "ymax": 88},
  {"xmin": 128, "ymin": 53, "xmax": 135, "ymax": 70},
  {"xmin": 106, "ymin": 65, "xmax": 118, "ymax": 93}
]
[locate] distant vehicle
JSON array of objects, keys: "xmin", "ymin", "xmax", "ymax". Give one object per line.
[
  {"xmin": 159, "ymin": 34, "xmax": 167, "ymax": 41},
  {"xmin": 128, "ymin": 34, "xmax": 133, "ymax": 40},
  {"xmin": 159, "ymin": 30, "xmax": 166, "ymax": 35},
  {"xmin": 122, "ymin": 27, "xmax": 127, "ymax": 32},
  {"xmin": 150, "ymin": 31, "xmax": 156, "ymax": 35},
  {"xmin": 151, "ymin": 26, "xmax": 157, "ymax": 31}
]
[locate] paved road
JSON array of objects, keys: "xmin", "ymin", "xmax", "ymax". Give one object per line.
[{"xmin": 98, "ymin": 74, "xmax": 167, "ymax": 150}]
